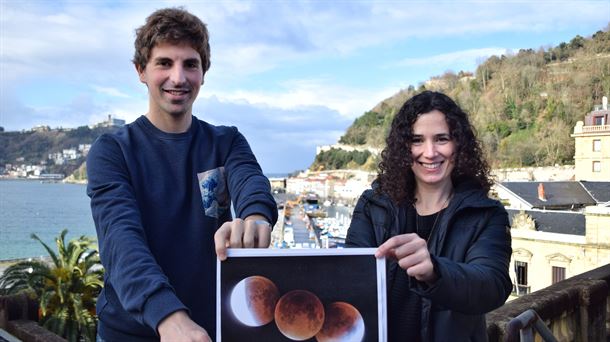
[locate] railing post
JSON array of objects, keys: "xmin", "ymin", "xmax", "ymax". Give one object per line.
[{"xmin": 506, "ymin": 309, "xmax": 558, "ymax": 342}]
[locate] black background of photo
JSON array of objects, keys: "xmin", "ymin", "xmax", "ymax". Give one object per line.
[{"xmin": 219, "ymin": 253, "xmax": 381, "ymax": 341}]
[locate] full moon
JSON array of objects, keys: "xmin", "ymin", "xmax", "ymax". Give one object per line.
[
  {"xmin": 316, "ymin": 302, "xmax": 365, "ymax": 342},
  {"xmin": 274, "ymin": 289, "xmax": 325, "ymax": 340},
  {"xmin": 230, "ymin": 275, "xmax": 280, "ymax": 327}
]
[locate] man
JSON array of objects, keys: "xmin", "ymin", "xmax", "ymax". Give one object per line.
[{"xmin": 87, "ymin": 7, "xmax": 277, "ymax": 342}]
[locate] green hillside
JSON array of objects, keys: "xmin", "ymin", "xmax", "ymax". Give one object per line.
[
  {"xmin": 311, "ymin": 26, "xmax": 610, "ymax": 171},
  {"xmin": 0, "ymin": 126, "xmax": 117, "ymax": 176}
]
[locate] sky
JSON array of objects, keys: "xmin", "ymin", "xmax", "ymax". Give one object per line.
[{"xmin": 1, "ymin": 1, "xmax": 609, "ymax": 174}]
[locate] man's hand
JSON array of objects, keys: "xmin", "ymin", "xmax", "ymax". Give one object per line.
[
  {"xmin": 375, "ymin": 233, "xmax": 437, "ymax": 285},
  {"xmin": 214, "ymin": 215, "xmax": 272, "ymax": 261},
  {"xmin": 158, "ymin": 310, "xmax": 211, "ymax": 342}
]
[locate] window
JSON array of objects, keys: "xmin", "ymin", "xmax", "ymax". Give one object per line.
[
  {"xmin": 552, "ymin": 266, "xmax": 566, "ymax": 284},
  {"xmin": 593, "ymin": 139, "xmax": 601, "ymax": 152},
  {"xmin": 594, "ymin": 116, "xmax": 605, "ymax": 125},
  {"xmin": 593, "ymin": 161, "xmax": 601, "ymax": 173},
  {"xmin": 514, "ymin": 261, "xmax": 529, "ymax": 295}
]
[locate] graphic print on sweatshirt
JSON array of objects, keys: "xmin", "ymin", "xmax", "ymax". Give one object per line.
[{"xmin": 197, "ymin": 167, "xmax": 229, "ymax": 218}]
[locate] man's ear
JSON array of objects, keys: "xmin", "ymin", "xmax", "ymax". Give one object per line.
[{"xmin": 135, "ymin": 64, "xmax": 146, "ymax": 84}]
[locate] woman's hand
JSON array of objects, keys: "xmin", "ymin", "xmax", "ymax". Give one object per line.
[{"xmin": 376, "ymin": 233, "xmax": 438, "ymax": 285}]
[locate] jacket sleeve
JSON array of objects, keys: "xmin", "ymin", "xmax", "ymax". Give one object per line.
[
  {"xmin": 87, "ymin": 135, "xmax": 187, "ymax": 331},
  {"xmin": 345, "ymin": 191, "xmax": 378, "ymax": 247},
  {"xmin": 411, "ymin": 205, "xmax": 512, "ymax": 314},
  {"xmin": 224, "ymin": 128, "xmax": 278, "ymax": 226}
]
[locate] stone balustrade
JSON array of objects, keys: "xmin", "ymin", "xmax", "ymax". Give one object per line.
[
  {"xmin": 487, "ymin": 263, "xmax": 610, "ymax": 341},
  {"xmin": 2, "ymin": 263, "xmax": 610, "ymax": 341}
]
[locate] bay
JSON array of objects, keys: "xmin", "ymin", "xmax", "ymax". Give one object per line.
[
  {"xmin": 0, "ymin": 175, "xmax": 289, "ymax": 261},
  {"xmin": 0, "ymin": 180, "xmax": 96, "ymax": 260}
]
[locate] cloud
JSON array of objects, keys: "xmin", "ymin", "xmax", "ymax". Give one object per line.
[
  {"xmin": 395, "ymin": 48, "xmax": 511, "ymax": 68},
  {"xmin": 92, "ymin": 86, "xmax": 130, "ymax": 99},
  {"xmin": 2, "ymin": 0, "xmax": 609, "ymax": 172},
  {"xmin": 194, "ymin": 96, "xmax": 353, "ymax": 172},
  {"xmin": 208, "ymin": 78, "xmax": 397, "ymax": 120}
]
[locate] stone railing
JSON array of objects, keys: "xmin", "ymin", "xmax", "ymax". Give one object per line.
[
  {"xmin": 0, "ymin": 293, "xmax": 66, "ymax": 342},
  {"xmin": 582, "ymin": 124, "xmax": 610, "ymax": 133},
  {"xmin": 487, "ymin": 263, "xmax": 610, "ymax": 341}
]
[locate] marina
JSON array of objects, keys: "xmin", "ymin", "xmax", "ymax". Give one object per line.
[{"xmin": 272, "ymin": 193, "xmax": 353, "ymax": 249}]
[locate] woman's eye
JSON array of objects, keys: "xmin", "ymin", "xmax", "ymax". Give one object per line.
[{"xmin": 437, "ymin": 135, "xmax": 451, "ymax": 143}]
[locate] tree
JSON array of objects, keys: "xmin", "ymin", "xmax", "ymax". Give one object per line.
[{"xmin": 0, "ymin": 230, "xmax": 104, "ymax": 342}]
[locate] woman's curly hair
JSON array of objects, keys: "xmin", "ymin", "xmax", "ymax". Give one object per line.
[{"xmin": 376, "ymin": 91, "xmax": 492, "ymax": 204}]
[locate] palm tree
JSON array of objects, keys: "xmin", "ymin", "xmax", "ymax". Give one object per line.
[{"xmin": 0, "ymin": 229, "xmax": 104, "ymax": 342}]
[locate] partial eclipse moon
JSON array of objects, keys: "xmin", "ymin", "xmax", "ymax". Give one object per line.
[
  {"xmin": 230, "ymin": 275, "xmax": 280, "ymax": 327},
  {"xmin": 316, "ymin": 301, "xmax": 365, "ymax": 342}
]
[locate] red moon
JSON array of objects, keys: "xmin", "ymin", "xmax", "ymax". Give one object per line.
[
  {"xmin": 230, "ymin": 275, "xmax": 280, "ymax": 327},
  {"xmin": 274, "ymin": 290, "xmax": 325, "ymax": 340},
  {"xmin": 316, "ymin": 302, "xmax": 365, "ymax": 342}
]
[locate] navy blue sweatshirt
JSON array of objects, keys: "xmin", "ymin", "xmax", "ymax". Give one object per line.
[{"xmin": 87, "ymin": 115, "xmax": 278, "ymax": 341}]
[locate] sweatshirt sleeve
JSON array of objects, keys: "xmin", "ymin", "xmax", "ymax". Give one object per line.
[
  {"xmin": 410, "ymin": 206, "xmax": 513, "ymax": 314},
  {"xmin": 224, "ymin": 128, "xmax": 278, "ymax": 225},
  {"xmin": 86, "ymin": 134, "xmax": 187, "ymax": 331}
]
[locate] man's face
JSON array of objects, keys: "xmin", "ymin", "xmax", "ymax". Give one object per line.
[{"xmin": 137, "ymin": 42, "xmax": 203, "ymax": 119}]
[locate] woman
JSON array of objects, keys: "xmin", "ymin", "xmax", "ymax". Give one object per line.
[{"xmin": 346, "ymin": 91, "xmax": 512, "ymax": 342}]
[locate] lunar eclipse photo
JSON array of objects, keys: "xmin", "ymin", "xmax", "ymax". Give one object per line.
[
  {"xmin": 275, "ymin": 290, "xmax": 325, "ymax": 340},
  {"xmin": 218, "ymin": 249, "xmax": 385, "ymax": 341},
  {"xmin": 230, "ymin": 275, "xmax": 280, "ymax": 327},
  {"xmin": 316, "ymin": 302, "xmax": 365, "ymax": 342}
]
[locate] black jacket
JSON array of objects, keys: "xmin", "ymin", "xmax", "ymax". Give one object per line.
[{"xmin": 346, "ymin": 181, "xmax": 512, "ymax": 342}]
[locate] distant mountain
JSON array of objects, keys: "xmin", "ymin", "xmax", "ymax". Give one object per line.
[
  {"xmin": 311, "ymin": 25, "xmax": 610, "ymax": 171},
  {"xmin": 0, "ymin": 125, "xmax": 118, "ymax": 176}
]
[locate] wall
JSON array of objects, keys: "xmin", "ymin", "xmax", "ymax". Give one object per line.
[
  {"xmin": 572, "ymin": 120, "xmax": 610, "ymax": 181},
  {"xmin": 492, "ymin": 165, "xmax": 575, "ymax": 182},
  {"xmin": 510, "ymin": 206, "xmax": 610, "ymax": 294}
]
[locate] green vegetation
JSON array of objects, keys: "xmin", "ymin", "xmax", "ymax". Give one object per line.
[
  {"xmin": 323, "ymin": 26, "xmax": 610, "ymax": 171},
  {"xmin": 0, "ymin": 230, "xmax": 103, "ymax": 342},
  {"xmin": 0, "ymin": 125, "xmax": 117, "ymax": 176},
  {"xmin": 310, "ymin": 148, "xmax": 376, "ymax": 171}
]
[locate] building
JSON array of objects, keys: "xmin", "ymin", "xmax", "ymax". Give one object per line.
[
  {"xmin": 285, "ymin": 170, "xmax": 375, "ymax": 201},
  {"xmin": 509, "ymin": 206, "xmax": 610, "ymax": 296},
  {"xmin": 494, "ymin": 181, "xmax": 608, "ymax": 210},
  {"xmin": 94, "ymin": 114, "xmax": 125, "ymax": 128},
  {"xmin": 501, "ymin": 96, "xmax": 610, "ymax": 298},
  {"xmin": 31, "ymin": 125, "xmax": 51, "ymax": 132},
  {"xmin": 571, "ymin": 96, "xmax": 610, "ymax": 181},
  {"xmin": 268, "ymin": 177, "xmax": 286, "ymax": 191}
]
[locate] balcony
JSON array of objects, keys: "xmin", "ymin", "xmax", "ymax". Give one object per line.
[
  {"xmin": 582, "ymin": 124, "xmax": 610, "ymax": 133},
  {"xmin": 487, "ymin": 263, "xmax": 610, "ymax": 341}
]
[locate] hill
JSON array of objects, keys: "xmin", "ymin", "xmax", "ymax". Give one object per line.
[
  {"xmin": 311, "ymin": 26, "xmax": 610, "ymax": 171},
  {"xmin": 0, "ymin": 126, "xmax": 118, "ymax": 176}
]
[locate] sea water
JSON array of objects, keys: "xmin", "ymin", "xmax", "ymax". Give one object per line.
[{"xmin": 0, "ymin": 180, "xmax": 96, "ymax": 260}]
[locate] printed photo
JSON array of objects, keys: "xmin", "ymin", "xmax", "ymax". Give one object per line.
[{"xmin": 216, "ymin": 248, "xmax": 386, "ymax": 341}]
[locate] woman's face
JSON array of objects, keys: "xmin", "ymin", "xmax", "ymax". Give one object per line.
[{"xmin": 410, "ymin": 110, "xmax": 456, "ymax": 189}]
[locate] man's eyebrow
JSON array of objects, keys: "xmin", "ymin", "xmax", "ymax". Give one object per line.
[
  {"xmin": 184, "ymin": 58, "xmax": 200, "ymax": 64},
  {"xmin": 153, "ymin": 57, "xmax": 171, "ymax": 62}
]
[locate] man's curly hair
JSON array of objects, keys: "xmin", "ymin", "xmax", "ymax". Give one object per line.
[
  {"xmin": 376, "ymin": 91, "xmax": 492, "ymax": 204},
  {"xmin": 133, "ymin": 7, "xmax": 211, "ymax": 76}
]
